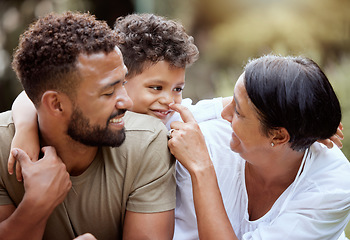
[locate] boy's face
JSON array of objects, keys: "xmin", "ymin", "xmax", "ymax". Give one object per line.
[{"xmin": 125, "ymin": 61, "xmax": 185, "ymax": 124}]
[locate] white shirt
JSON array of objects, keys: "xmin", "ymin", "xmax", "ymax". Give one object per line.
[
  {"xmin": 174, "ymin": 118, "xmax": 350, "ymax": 240},
  {"xmin": 165, "ymin": 98, "xmax": 223, "ymax": 131}
]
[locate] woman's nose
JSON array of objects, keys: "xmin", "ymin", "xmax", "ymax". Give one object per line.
[{"xmin": 221, "ymin": 104, "xmax": 233, "ymax": 123}]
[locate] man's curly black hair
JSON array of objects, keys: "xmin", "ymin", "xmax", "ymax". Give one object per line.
[
  {"xmin": 12, "ymin": 11, "xmax": 118, "ymax": 106},
  {"xmin": 114, "ymin": 13, "xmax": 199, "ymax": 78}
]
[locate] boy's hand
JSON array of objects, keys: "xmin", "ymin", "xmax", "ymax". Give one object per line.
[
  {"xmin": 317, "ymin": 123, "xmax": 344, "ymax": 149},
  {"xmin": 8, "ymin": 130, "xmax": 40, "ymax": 181}
]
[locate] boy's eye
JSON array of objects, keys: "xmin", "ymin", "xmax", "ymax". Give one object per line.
[
  {"xmin": 122, "ymin": 80, "xmax": 128, "ymax": 86},
  {"xmin": 150, "ymin": 86, "xmax": 162, "ymax": 90},
  {"xmin": 173, "ymin": 87, "xmax": 183, "ymax": 92}
]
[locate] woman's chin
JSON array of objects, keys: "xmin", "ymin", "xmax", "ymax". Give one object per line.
[{"xmin": 229, "ymin": 139, "xmax": 241, "ymax": 153}]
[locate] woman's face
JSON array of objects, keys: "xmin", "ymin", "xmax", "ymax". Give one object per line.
[{"xmin": 221, "ymin": 73, "xmax": 272, "ymax": 161}]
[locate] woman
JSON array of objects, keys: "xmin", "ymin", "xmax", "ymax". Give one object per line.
[{"xmin": 168, "ymin": 55, "xmax": 350, "ymax": 239}]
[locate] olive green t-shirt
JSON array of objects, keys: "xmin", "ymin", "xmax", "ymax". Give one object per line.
[{"xmin": 0, "ymin": 111, "xmax": 176, "ymax": 240}]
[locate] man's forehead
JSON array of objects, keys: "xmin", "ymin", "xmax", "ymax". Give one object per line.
[
  {"xmin": 77, "ymin": 48, "xmax": 120, "ymax": 62},
  {"xmin": 74, "ymin": 47, "xmax": 127, "ymax": 89},
  {"xmin": 113, "ymin": 46, "xmax": 122, "ymax": 55},
  {"xmin": 75, "ymin": 48, "xmax": 125, "ymax": 73}
]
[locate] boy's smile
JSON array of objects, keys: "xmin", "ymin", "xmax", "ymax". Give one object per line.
[{"xmin": 125, "ymin": 61, "xmax": 185, "ymax": 124}]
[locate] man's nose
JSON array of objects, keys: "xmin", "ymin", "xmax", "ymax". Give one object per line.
[{"xmin": 115, "ymin": 86, "xmax": 133, "ymax": 110}]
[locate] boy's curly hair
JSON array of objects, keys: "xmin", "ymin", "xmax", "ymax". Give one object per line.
[
  {"xmin": 12, "ymin": 11, "xmax": 118, "ymax": 105},
  {"xmin": 114, "ymin": 13, "xmax": 199, "ymax": 78}
]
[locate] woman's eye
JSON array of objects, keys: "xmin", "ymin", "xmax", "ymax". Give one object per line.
[
  {"xmin": 150, "ymin": 86, "xmax": 162, "ymax": 90},
  {"xmin": 234, "ymin": 106, "xmax": 241, "ymax": 116}
]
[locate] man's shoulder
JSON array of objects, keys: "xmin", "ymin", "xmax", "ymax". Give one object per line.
[
  {"xmin": 103, "ymin": 111, "xmax": 173, "ymax": 176},
  {"xmin": 105, "ymin": 112, "xmax": 170, "ymax": 163},
  {"xmin": 124, "ymin": 111, "xmax": 167, "ymax": 133},
  {"xmin": 0, "ymin": 111, "xmax": 19, "ymax": 205},
  {"xmin": 0, "ymin": 111, "xmax": 15, "ymax": 182},
  {"xmin": 109, "ymin": 111, "xmax": 170, "ymax": 163},
  {"xmin": 0, "ymin": 111, "xmax": 15, "ymax": 144},
  {"xmin": 0, "ymin": 111, "xmax": 14, "ymax": 128}
]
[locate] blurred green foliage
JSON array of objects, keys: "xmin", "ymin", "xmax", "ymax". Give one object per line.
[
  {"xmin": 155, "ymin": 0, "xmax": 350, "ymax": 160},
  {"xmin": 1, "ymin": 0, "xmax": 349, "ymax": 158},
  {"xmin": 1, "ymin": 1, "xmax": 349, "ymax": 152},
  {"xmin": 327, "ymin": 57, "xmax": 350, "ymax": 158}
]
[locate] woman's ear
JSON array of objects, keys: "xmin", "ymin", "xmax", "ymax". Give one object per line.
[
  {"xmin": 271, "ymin": 127, "xmax": 290, "ymax": 147},
  {"xmin": 41, "ymin": 91, "xmax": 69, "ymax": 116}
]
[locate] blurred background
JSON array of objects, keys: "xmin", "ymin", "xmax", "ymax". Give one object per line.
[
  {"xmin": 0, "ymin": 0, "xmax": 349, "ymax": 234},
  {"xmin": 5, "ymin": 0, "xmax": 350, "ymax": 153}
]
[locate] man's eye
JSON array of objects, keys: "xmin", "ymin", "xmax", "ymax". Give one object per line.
[
  {"xmin": 104, "ymin": 91, "xmax": 115, "ymax": 96},
  {"xmin": 150, "ymin": 86, "xmax": 162, "ymax": 90}
]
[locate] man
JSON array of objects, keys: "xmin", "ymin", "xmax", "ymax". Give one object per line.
[{"xmin": 0, "ymin": 11, "xmax": 175, "ymax": 240}]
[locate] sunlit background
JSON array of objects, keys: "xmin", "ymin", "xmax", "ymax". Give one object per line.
[{"xmin": 0, "ymin": 0, "xmax": 349, "ymax": 235}]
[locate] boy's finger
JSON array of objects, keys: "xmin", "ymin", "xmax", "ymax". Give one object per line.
[
  {"xmin": 11, "ymin": 148, "xmax": 32, "ymax": 168},
  {"xmin": 331, "ymin": 136, "xmax": 343, "ymax": 149},
  {"xmin": 339, "ymin": 122, "xmax": 343, "ymax": 130},
  {"xmin": 7, "ymin": 153, "xmax": 15, "ymax": 175},
  {"xmin": 336, "ymin": 127, "xmax": 344, "ymax": 140},
  {"xmin": 15, "ymin": 161, "xmax": 23, "ymax": 182},
  {"xmin": 169, "ymin": 103, "xmax": 196, "ymax": 123},
  {"xmin": 321, "ymin": 139, "xmax": 334, "ymax": 149}
]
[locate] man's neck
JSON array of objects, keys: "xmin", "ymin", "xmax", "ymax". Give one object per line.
[{"xmin": 39, "ymin": 129, "xmax": 98, "ymax": 176}]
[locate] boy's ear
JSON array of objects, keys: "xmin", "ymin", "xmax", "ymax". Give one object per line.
[
  {"xmin": 271, "ymin": 127, "xmax": 290, "ymax": 147},
  {"xmin": 41, "ymin": 91, "xmax": 70, "ymax": 116}
]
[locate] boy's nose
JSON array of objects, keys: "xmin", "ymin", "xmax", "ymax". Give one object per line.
[{"xmin": 160, "ymin": 94, "xmax": 174, "ymax": 105}]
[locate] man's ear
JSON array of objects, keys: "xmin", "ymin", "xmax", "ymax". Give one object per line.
[
  {"xmin": 41, "ymin": 91, "xmax": 70, "ymax": 116},
  {"xmin": 271, "ymin": 127, "xmax": 290, "ymax": 147}
]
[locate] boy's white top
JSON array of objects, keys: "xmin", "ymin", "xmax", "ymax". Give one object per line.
[{"xmin": 174, "ymin": 118, "xmax": 350, "ymax": 240}]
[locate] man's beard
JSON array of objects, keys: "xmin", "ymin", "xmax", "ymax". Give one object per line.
[{"xmin": 67, "ymin": 106, "xmax": 126, "ymax": 147}]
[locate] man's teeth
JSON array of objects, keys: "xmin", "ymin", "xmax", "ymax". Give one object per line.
[{"xmin": 110, "ymin": 118, "xmax": 122, "ymax": 123}]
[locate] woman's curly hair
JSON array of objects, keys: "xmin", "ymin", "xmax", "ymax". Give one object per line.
[
  {"xmin": 114, "ymin": 13, "xmax": 199, "ymax": 78},
  {"xmin": 12, "ymin": 11, "xmax": 118, "ymax": 105}
]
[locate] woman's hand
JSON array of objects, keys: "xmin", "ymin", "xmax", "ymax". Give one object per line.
[
  {"xmin": 168, "ymin": 103, "xmax": 238, "ymax": 240},
  {"xmin": 167, "ymin": 103, "xmax": 213, "ymax": 175}
]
